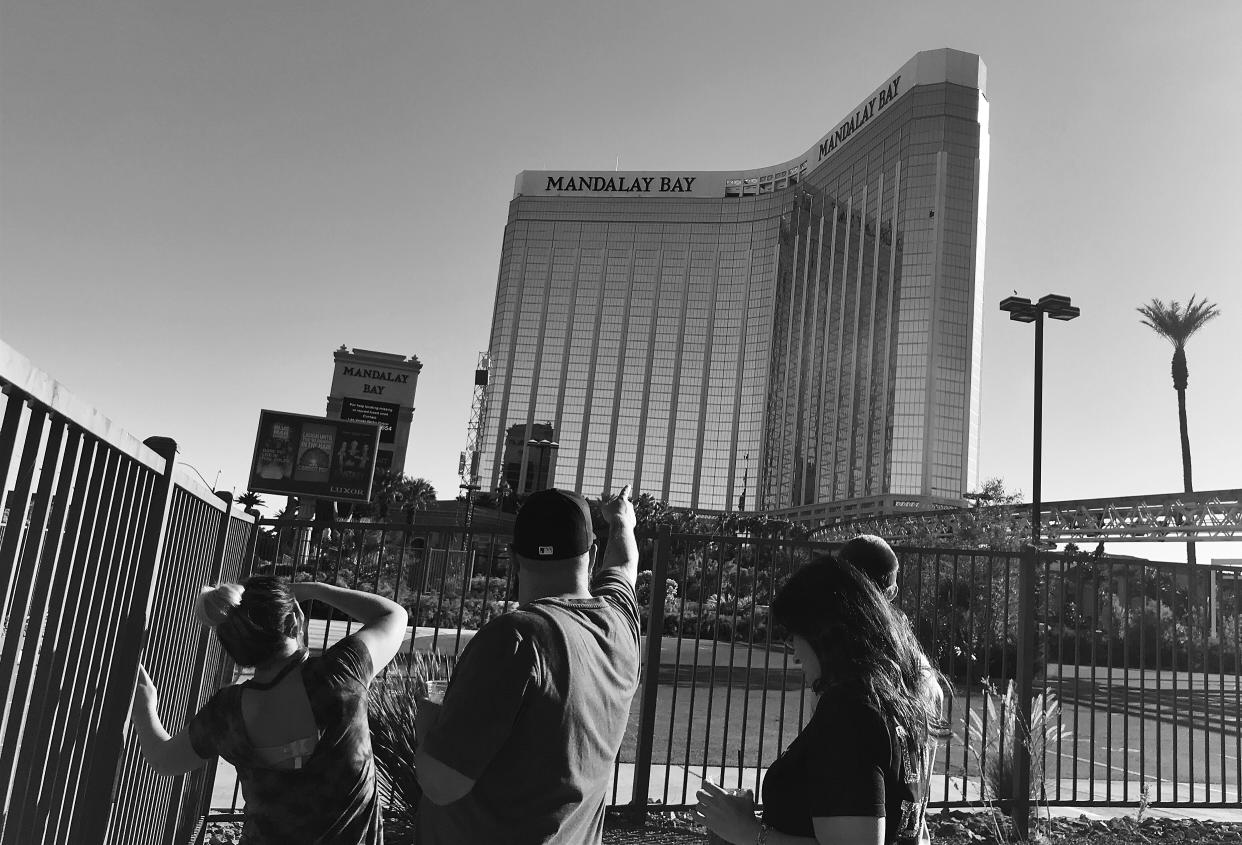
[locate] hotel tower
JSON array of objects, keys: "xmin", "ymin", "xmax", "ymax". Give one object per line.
[{"xmin": 476, "ymin": 48, "xmax": 989, "ymax": 522}]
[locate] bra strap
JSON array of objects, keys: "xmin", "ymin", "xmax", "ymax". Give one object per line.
[{"xmin": 245, "ymin": 648, "xmax": 309, "ymax": 691}]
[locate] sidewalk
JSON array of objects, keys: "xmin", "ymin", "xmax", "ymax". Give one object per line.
[{"xmin": 209, "ymin": 760, "xmax": 1242, "ymax": 823}]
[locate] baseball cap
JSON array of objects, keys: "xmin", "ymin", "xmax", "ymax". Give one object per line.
[
  {"xmin": 513, "ymin": 488, "xmax": 594, "ymax": 561},
  {"xmin": 838, "ymin": 534, "xmax": 899, "ymax": 591}
]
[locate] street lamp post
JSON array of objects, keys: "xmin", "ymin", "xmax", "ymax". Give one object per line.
[{"xmin": 999, "ymin": 293, "xmax": 1079, "ymax": 838}]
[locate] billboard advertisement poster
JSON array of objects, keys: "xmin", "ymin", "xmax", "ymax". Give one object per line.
[
  {"xmin": 248, "ymin": 410, "xmax": 380, "ymax": 503},
  {"xmin": 339, "ymin": 397, "xmax": 400, "ymax": 444}
]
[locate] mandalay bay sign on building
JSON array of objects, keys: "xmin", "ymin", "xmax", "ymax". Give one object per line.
[{"xmin": 481, "ymin": 49, "xmax": 989, "ymax": 523}]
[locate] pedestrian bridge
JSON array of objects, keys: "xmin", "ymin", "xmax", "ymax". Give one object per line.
[{"xmin": 811, "ymin": 488, "xmax": 1242, "ymax": 543}]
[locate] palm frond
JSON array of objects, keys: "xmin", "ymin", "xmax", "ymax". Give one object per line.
[
  {"xmin": 367, "ymin": 651, "xmax": 457, "ymax": 836},
  {"xmin": 965, "ymin": 680, "xmax": 1072, "ymax": 809},
  {"xmin": 1137, "ymin": 296, "xmax": 1221, "ymax": 347}
]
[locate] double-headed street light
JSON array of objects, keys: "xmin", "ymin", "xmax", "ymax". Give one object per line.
[
  {"xmin": 998, "ymin": 293, "xmax": 1079, "ymax": 837},
  {"xmin": 998, "ymin": 294, "xmax": 1081, "ymax": 545}
]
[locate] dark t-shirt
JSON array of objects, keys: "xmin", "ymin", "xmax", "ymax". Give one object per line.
[
  {"xmin": 418, "ymin": 568, "xmax": 641, "ymax": 845},
  {"xmin": 761, "ymin": 691, "xmax": 925, "ymax": 845},
  {"xmin": 189, "ymin": 635, "xmax": 381, "ymax": 845}
]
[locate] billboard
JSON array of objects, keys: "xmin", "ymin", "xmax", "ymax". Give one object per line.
[
  {"xmin": 339, "ymin": 397, "xmax": 400, "ymax": 444},
  {"xmin": 248, "ymin": 410, "xmax": 380, "ymax": 503}
]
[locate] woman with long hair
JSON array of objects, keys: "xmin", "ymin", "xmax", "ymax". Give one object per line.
[
  {"xmin": 695, "ymin": 555, "xmax": 944, "ymax": 845},
  {"xmin": 130, "ymin": 576, "xmax": 407, "ymax": 844}
]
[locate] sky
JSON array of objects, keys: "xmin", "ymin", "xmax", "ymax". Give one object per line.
[{"xmin": 2, "ymin": 1, "xmax": 1239, "ymax": 562}]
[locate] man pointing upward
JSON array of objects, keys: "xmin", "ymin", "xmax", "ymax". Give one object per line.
[{"xmin": 416, "ymin": 485, "xmax": 640, "ymax": 845}]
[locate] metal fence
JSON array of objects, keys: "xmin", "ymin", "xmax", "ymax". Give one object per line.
[
  {"xmin": 3, "ymin": 338, "xmax": 1239, "ymax": 843},
  {"xmin": 0, "ymin": 342, "xmax": 258, "ymax": 845},
  {"xmin": 201, "ymin": 522, "xmax": 1242, "ymax": 822},
  {"xmin": 632, "ymin": 531, "xmax": 1242, "ymax": 812}
]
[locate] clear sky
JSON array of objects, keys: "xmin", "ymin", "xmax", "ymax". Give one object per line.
[{"xmin": 2, "ymin": 1, "xmax": 1238, "ymax": 562}]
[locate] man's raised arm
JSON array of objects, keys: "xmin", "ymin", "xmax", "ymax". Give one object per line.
[{"xmin": 596, "ymin": 484, "xmax": 638, "ymax": 588}]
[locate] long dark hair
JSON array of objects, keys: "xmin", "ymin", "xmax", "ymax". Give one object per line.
[
  {"xmin": 771, "ymin": 554, "xmax": 940, "ymax": 751},
  {"xmin": 197, "ymin": 575, "xmax": 299, "ymax": 667}
]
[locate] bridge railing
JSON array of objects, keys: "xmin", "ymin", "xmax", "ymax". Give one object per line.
[
  {"xmin": 812, "ymin": 488, "xmax": 1242, "ymax": 543},
  {"xmin": 0, "ymin": 341, "xmax": 257, "ymax": 845}
]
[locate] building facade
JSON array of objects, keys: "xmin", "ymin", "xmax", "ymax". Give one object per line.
[{"xmin": 477, "ymin": 49, "xmax": 989, "ymax": 520}]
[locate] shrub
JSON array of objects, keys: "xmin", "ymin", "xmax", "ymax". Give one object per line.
[
  {"xmin": 367, "ymin": 652, "xmax": 456, "ymax": 844},
  {"xmin": 966, "ymin": 679, "xmax": 1071, "ymax": 815}
]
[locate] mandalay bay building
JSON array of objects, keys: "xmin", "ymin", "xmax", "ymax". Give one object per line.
[{"xmin": 478, "ymin": 49, "xmax": 989, "ymax": 522}]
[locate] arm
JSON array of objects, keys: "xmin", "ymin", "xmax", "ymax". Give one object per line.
[
  {"xmin": 595, "ymin": 484, "xmax": 637, "ymax": 588},
  {"xmin": 760, "ymin": 821, "xmax": 882, "ymax": 845},
  {"xmin": 810, "ymin": 818, "xmax": 884, "ymax": 845},
  {"xmin": 293, "ymin": 581, "xmax": 407, "ymax": 679},
  {"xmin": 412, "ymin": 702, "xmax": 475, "ymax": 805},
  {"xmin": 413, "ymin": 620, "xmax": 536, "ymax": 805},
  {"xmin": 130, "ymin": 664, "xmax": 208, "ymax": 776},
  {"xmin": 695, "ymin": 781, "xmax": 881, "ymax": 845}
]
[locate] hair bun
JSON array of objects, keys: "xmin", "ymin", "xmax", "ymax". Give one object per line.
[{"xmin": 195, "ymin": 583, "xmax": 243, "ymax": 628}]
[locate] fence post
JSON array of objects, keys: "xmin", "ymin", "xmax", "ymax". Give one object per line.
[
  {"xmin": 162, "ymin": 491, "xmax": 234, "ymax": 845},
  {"xmin": 630, "ymin": 525, "xmax": 671, "ymax": 818},
  {"xmin": 243, "ymin": 510, "xmax": 264, "ymax": 576},
  {"xmin": 1012, "ymin": 546, "xmax": 1037, "ymax": 839},
  {"xmin": 76, "ymin": 436, "xmax": 179, "ymax": 845}
]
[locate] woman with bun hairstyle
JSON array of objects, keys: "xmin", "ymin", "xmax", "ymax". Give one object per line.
[
  {"xmin": 695, "ymin": 555, "xmax": 944, "ymax": 845},
  {"xmin": 130, "ymin": 576, "xmax": 407, "ymax": 844}
]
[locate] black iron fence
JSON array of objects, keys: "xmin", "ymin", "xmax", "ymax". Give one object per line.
[
  {"xmin": 201, "ymin": 522, "xmax": 1242, "ymax": 820},
  {"xmin": 632, "ymin": 532, "xmax": 1241, "ymax": 811},
  {"xmin": 0, "ymin": 342, "xmax": 258, "ymax": 845}
]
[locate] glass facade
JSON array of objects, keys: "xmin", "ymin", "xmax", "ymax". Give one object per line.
[{"xmin": 479, "ymin": 50, "xmax": 988, "ymax": 517}]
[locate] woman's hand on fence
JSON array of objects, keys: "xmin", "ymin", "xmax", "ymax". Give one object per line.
[
  {"xmin": 694, "ymin": 780, "xmax": 760, "ymax": 845},
  {"xmin": 132, "ymin": 663, "xmax": 158, "ymax": 716}
]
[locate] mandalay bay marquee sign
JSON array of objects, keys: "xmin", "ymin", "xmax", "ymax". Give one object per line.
[{"xmin": 512, "ymin": 49, "xmax": 985, "ymax": 201}]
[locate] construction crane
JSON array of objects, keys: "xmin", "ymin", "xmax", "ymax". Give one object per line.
[
  {"xmin": 457, "ymin": 352, "xmax": 490, "ymax": 543},
  {"xmin": 459, "ymin": 351, "xmax": 490, "ymax": 491}
]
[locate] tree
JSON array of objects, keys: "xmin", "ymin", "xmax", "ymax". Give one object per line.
[
  {"xmin": 235, "ymin": 490, "xmax": 266, "ymax": 510},
  {"xmin": 632, "ymin": 492, "xmax": 671, "ymax": 529},
  {"xmin": 354, "ymin": 472, "xmax": 437, "ymax": 522},
  {"xmin": 471, "ymin": 491, "xmax": 500, "ymax": 510},
  {"xmin": 907, "ymin": 477, "xmax": 1025, "ymax": 550},
  {"xmin": 1137, "ymin": 295, "xmax": 1221, "ymax": 564}
]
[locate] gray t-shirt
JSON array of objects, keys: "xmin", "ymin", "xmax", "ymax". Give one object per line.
[{"xmin": 418, "ymin": 568, "xmax": 640, "ymax": 845}]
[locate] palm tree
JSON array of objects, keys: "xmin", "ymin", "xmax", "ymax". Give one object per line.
[
  {"xmin": 397, "ymin": 477, "xmax": 438, "ymax": 516},
  {"xmin": 364, "ymin": 471, "xmax": 438, "ymax": 522},
  {"xmin": 1137, "ymin": 295, "xmax": 1221, "ymax": 564},
  {"xmin": 236, "ymin": 490, "xmax": 266, "ymax": 511}
]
